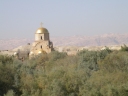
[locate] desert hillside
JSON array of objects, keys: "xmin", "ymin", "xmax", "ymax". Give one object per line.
[{"xmin": 0, "ymin": 33, "xmax": 128, "ymax": 50}]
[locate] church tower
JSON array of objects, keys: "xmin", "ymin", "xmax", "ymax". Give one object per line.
[
  {"xmin": 35, "ymin": 23, "xmax": 49, "ymax": 41},
  {"xmin": 30, "ymin": 23, "xmax": 53, "ymax": 57}
]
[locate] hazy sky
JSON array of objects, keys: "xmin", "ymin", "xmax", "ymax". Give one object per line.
[{"xmin": 0, "ymin": 0, "xmax": 128, "ymax": 39}]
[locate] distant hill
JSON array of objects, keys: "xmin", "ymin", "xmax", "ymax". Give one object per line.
[
  {"xmin": 52, "ymin": 33, "xmax": 128, "ymax": 47},
  {"xmin": 0, "ymin": 33, "xmax": 128, "ymax": 50},
  {"xmin": 0, "ymin": 38, "xmax": 32, "ymax": 50}
]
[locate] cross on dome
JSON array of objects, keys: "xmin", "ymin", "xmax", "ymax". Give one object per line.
[{"xmin": 40, "ymin": 22, "xmax": 43, "ymax": 27}]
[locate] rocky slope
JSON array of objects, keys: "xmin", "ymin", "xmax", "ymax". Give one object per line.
[
  {"xmin": 0, "ymin": 33, "xmax": 128, "ymax": 50},
  {"xmin": 52, "ymin": 33, "xmax": 128, "ymax": 46}
]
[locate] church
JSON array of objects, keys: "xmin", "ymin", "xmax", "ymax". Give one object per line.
[
  {"xmin": 0, "ymin": 23, "xmax": 54, "ymax": 59},
  {"xmin": 29, "ymin": 23, "xmax": 54, "ymax": 57}
]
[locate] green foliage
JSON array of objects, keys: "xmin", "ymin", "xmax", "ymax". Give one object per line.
[
  {"xmin": 0, "ymin": 55, "xmax": 15, "ymax": 96},
  {"xmin": 83, "ymin": 51, "xmax": 128, "ymax": 96},
  {"xmin": 77, "ymin": 49, "xmax": 112, "ymax": 72},
  {"xmin": 0, "ymin": 55, "xmax": 13, "ymax": 64},
  {"xmin": 1, "ymin": 50, "xmax": 128, "ymax": 96},
  {"xmin": 4, "ymin": 90, "xmax": 16, "ymax": 96},
  {"xmin": 120, "ymin": 44, "xmax": 128, "ymax": 51},
  {"xmin": 48, "ymin": 51, "xmax": 67, "ymax": 61},
  {"xmin": 99, "ymin": 51, "xmax": 128, "ymax": 72}
]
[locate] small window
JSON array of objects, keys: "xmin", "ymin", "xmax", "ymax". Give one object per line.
[
  {"xmin": 41, "ymin": 45, "xmax": 42, "ymax": 49},
  {"xmin": 41, "ymin": 36, "xmax": 42, "ymax": 40}
]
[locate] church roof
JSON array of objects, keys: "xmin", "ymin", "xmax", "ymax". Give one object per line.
[{"xmin": 35, "ymin": 27, "xmax": 49, "ymax": 34}]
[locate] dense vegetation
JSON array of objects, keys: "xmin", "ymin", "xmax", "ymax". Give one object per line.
[{"xmin": 1, "ymin": 46, "xmax": 128, "ymax": 96}]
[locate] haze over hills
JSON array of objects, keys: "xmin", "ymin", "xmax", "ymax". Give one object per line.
[{"xmin": 0, "ymin": 33, "xmax": 128, "ymax": 50}]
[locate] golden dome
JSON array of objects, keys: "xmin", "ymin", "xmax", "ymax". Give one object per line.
[{"xmin": 36, "ymin": 27, "xmax": 49, "ymax": 34}]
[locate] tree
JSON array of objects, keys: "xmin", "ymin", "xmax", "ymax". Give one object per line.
[{"xmin": 120, "ymin": 44, "xmax": 128, "ymax": 51}]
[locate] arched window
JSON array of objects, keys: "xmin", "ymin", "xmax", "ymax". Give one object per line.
[
  {"xmin": 41, "ymin": 36, "xmax": 42, "ymax": 40},
  {"xmin": 41, "ymin": 45, "xmax": 42, "ymax": 49}
]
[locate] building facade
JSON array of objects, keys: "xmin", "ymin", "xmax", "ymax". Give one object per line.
[{"xmin": 29, "ymin": 25, "xmax": 53, "ymax": 57}]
